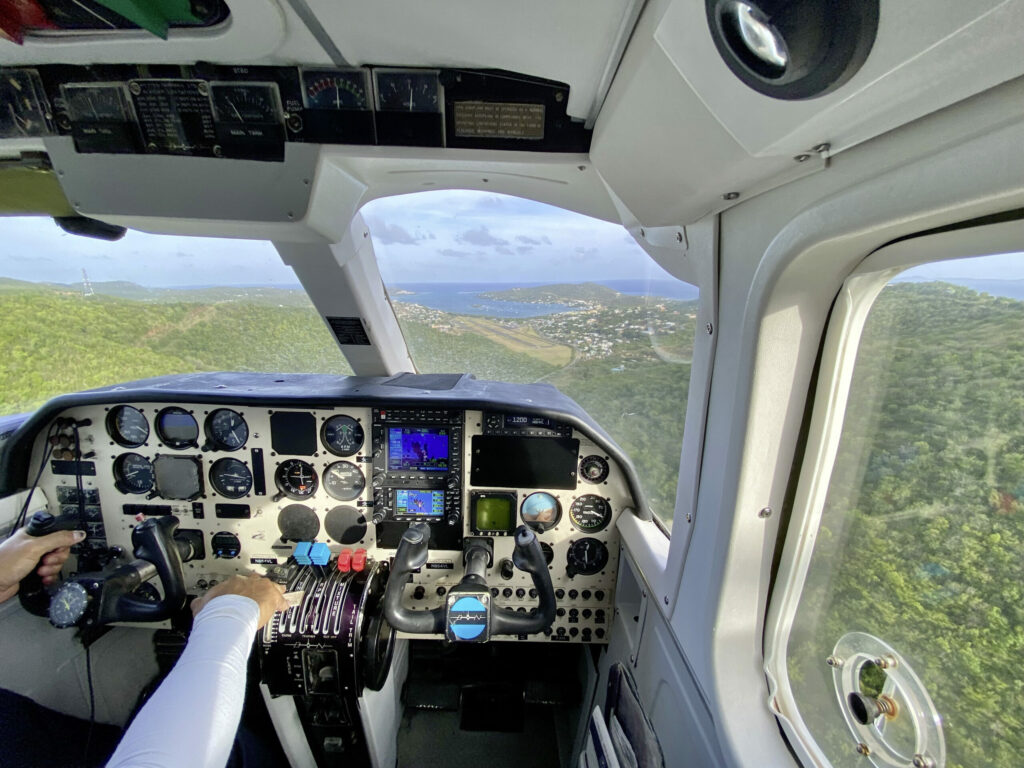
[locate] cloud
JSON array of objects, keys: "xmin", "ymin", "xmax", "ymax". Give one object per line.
[
  {"xmin": 370, "ymin": 222, "xmax": 419, "ymax": 246},
  {"xmin": 439, "ymin": 248, "xmax": 476, "ymax": 258},
  {"xmin": 496, "ymin": 246, "xmax": 513, "ymax": 256},
  {"xmin": 516, "ymin": 235, "xmax": 541, "ymax": 245},
  {"xmin": 516, "ymin": 246, "xmax": 533, "ymax": 254},
  {"xmin": 457, "ymin": 225, "xmax": 508, "ymax": 247}
]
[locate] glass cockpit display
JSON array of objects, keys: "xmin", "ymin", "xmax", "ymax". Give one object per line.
[
  {"xmin": 387, "ymin": 427, "xmax": 449, "ymax": 472},
  {"xmin": 394, "ymin": 489, "xmax": 444, "ymax": 518}
]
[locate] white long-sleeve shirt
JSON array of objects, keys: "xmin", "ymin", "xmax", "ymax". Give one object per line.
[{"xmin": 106, "ymin": 595, "xmax": 259, "ymax": 768}]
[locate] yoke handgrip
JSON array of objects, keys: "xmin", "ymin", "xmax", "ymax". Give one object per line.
[
  {"xmin": 19, "ymin": 512, "xmax": 85, "ymax": 617},
  {"xmin": 382, "ymin": 524, "xmax": 445, "ymax": 634},
  {"xmin": 114, "ymin": 516, "xmax": 187, "ymax": 622},
  {"xmin": 490, "ymin": 526, "xmax": 557, "ymax": 636}
]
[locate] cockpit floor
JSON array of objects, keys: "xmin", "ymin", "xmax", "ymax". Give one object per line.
[{"xmin": 397, "ymin": 706, "xmax": 562, "ymax": 768}]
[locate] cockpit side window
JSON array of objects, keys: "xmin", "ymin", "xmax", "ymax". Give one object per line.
[
  {"xmin": 770, "ymin": 250, "xmax": 1024, "ymax": 768},
  {"xmin": 364, "ymin": 191, "xmax": 698, "ymax": 527}
]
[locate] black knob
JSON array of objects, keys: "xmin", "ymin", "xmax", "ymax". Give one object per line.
[
  {"xmin": 595, "ymin": 590, "xmax": 605, "ymax": 601},
  {"xmin": 412, "ymin": 586, "xmax": 426, "ymax": 600},
  {"xmin": 595, "ymin": 628, "xmax": 605, "ymax": 638},
  {"xmin": 569, "ymin": 608, "xmax": 579, "ymax": 617},
  {"xmin": 582, "ymin": 628, "xmax": 592, "ymax": 640},
  {"xmin": 499, "ymin": 559, "xmax": 515, "ymax": 580},
  {"xmin": 569, "ymin": 627, "xmax": 579, "ymax": 637},
  {"xmin": 502, "ymin": 588, "xmax": 513, "ymax": 598},
  {"xmin": 555, "ymin": 588, "xmax": 565, "ymax": 600},
  {"xmin": 556, "ymin": 627, "xmax": 566, "ymax": 636},
  {"xmin": 581, "ymin": 590, "xmax": 592, "ymax": 600},
  {"xmin": 568, "ymin": 589, "xmax": 578, "ymax": 600},
  {"xmin": 447, "ymin": 476, "xmax": 460, "ymax": 490},
  {"xmin": 515, "ymin": 588, "xmax": 526, "ymax": 599},
  {"xmin": 529, "ymin": 588, "xmax": 537, "ymax": 598},
  {"xmin": 436, "ymin": 586, "xmax": 446, "ymax": 596},
  {"xmin": 556, "ymin": 608, "xmax": 566, "ymax": 617},
  {"xmin": 372, "ymin": 510, "xmax": 386, "ymax": 525},
  {"xmin": 582, "ymin": 609, "xmax": 592, "ymax": 619},
  {"xmin": 446, "ymin": 513, "xmax": 461, "ymax": 527},
  {"xmin": 490, "ymin": 588, "xmax": 499, "ymax": 597}
]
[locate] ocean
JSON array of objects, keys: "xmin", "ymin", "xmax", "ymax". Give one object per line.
[{"xmin": 388, "ymin": 280, "xmax": 700, "ymax": 317}]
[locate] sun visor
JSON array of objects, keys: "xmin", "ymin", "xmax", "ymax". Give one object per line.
[{"xmin": 0, "ymin": 157, "xmax": 73, "ymax": 216}]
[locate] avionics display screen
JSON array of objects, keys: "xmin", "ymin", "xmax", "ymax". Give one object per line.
[
  {"xmin": 394, "ymin": 489, "xmax": 445, "ymax": 518},
  {"xmin": 387, "ymin": 427, "xmax": 449, "ymax": 472},
  {"xmin": 470, "ymin": 435, "xmax": 580, "ymax": 490},
  {"xmin": 473, "ymin": 494, "xmax": 514, "ymax": 532}
]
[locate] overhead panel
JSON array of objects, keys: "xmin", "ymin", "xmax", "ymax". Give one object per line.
[{"xmin": 299, "ymin": 0, "xmax": 643, "ymax": 121}]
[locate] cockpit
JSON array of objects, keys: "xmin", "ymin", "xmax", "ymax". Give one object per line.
[{"xmin": 1, "ymin": 2, "xmax": 1023, "ymax": 768}]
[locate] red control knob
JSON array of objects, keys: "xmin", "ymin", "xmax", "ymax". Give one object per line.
[
  {"xmin": 337, "ymin": 549, "xmax": 352, "ymax": 572},
  {"xmin": 352, "ymin": 548, "xmax": 367, "ymax": 572}
]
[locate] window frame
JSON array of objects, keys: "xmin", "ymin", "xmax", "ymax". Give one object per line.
[{"xmin": 763, "ymin": 216, "xmax": 1024, "ymax": 767}]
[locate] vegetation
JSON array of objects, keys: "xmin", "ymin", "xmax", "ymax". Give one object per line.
[
  {"xmin": 2, "ymin": 274, "xmax": 1020, "ymax": 762},
  {"xmin": 788, "ymin": 283, "xmax": 1024, "ymax": 768}
]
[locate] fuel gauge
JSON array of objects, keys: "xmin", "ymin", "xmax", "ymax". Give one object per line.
[
  {"xmin": 303, "ymin": 69, "xmax": 371, "ymax": 110},
  {"xmin": 210, "ymin": 83, "xmax": 282, "ymax": 124}
]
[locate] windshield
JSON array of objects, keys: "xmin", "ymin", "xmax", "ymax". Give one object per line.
[
  {"xmin": 0, "ymin": 216, "xmax": 350, "ymax": 416},
  {"xmin": 364, "ymin": 191, "xmax": 698, "ymax": 526}
]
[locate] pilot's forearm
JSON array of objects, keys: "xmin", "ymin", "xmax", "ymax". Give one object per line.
[{"xmin": 106, "ymin": 594, "xmax": 258, "ymax": 768}]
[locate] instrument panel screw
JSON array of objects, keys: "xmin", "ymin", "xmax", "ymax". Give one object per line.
[
  {"xmin": 705, "ymin": 323, "xmax": 713, "ymax": 335},
  {"xmin": 826, "ymin": 655, "xmax": 843, "ymax": 668},
  {"xmin": 855, "ymin": 743, "xmax": 870, "ymax": 756},
  {"xmin": 794, "ymin": 153, "xmax": 811, "ymax": 163},
  {"xmin": 213, "ymin": 145, "xmax": 223, "ymax": 158},
  {"xmin": 758, "ymin": 507, "xmax": 773, "ymax": 519},
  {"xmin": 555, "ymin": 91, "xmax": 564, "ymax": 103},
  {"xmin": 129, "ymin": 81, "xmax": 141, "ymax": 96},
  {"xmin": 722, "ymin": 191, "xmax": 740, "ymax": 200},
  {"xmin": 675, "ymin": 231, "xmax": 683, "ymax": 243},
  {"xmin": 197, "ymin": 82, "xmax": 209, "ymax": 96},
  {"xmin": 912, "ymin": 755, "xmax": 935, "ymax": 768}
]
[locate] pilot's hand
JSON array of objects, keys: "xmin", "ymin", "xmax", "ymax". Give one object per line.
[
  {"xmin": 191, "ymin": 574, "xmax": 288, "ymax": 629},
  {"xmin": 0, "ymin": 527, "xmax": 85, "ymax": 604}
]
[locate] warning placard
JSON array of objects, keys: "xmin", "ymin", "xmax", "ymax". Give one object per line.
[{"xmin": 453, "ymin": 101, "xmax": 545, "ymax": 140}]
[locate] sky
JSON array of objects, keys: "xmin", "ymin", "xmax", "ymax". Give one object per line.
[
  {"xmin": 0, "ymin": 190, "xmax": 670, "ymax": 288},
  {"xmin": 0, "ymin": 189, "xmax": 1020, "ymax": 287}
]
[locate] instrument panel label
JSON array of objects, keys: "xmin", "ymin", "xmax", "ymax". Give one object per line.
[{"xmin": 453, "ymin": 101, "xmax": 545, "ymax": 140}]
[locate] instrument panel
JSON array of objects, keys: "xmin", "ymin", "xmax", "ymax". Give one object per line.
[{"xmin": 28, "ymin": 396, "xmax": 632, "ymax": 644}]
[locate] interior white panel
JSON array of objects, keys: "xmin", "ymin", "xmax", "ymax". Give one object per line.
[
  {"xmin": 0, "ymin": 0, "xmax": 288, "ymax": 66},
  {"xmin": 654, "ymin": 0, "xmax": 1024, "ymax": 157},
  {"xmin": 302, "ymin": 0, "xmax": 642, "ymax": 119}
]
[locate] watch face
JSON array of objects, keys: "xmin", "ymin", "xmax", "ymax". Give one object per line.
[{"xmin": 375, "ymin": 70, "xmax": 441, "ymax": 113}]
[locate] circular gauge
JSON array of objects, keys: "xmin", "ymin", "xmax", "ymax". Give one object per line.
[
  {"xmin": 211, "ymin": 83, "xmax": 280, "ymax": 123},
  {"xmin": 540, "ymin": 542, "xmax": 554, "ymax": 566},
  {"xmin": 106, "ymin": 405, "xmax": 149, "ymax": 448},
  {"xmin": 566, "ymin": 538, "xmax": 609, "ymax": 577},
  {"xmin": 275, "ymin": 459, "xmax": 319, "ymax": 500},
  {"xmin": 278, "ymin": 504, "xmax": 320, "ymax": 542},
  {"xmin": 155, "ymin": 407, "xmax": 199, "ymax": 449},
  {"xmin": 569, "ymin": 495, "xmax": 612, "ymax": 533},
  {"xmin": 375, "ymin": 70, "xmax": 440, "ymax": 113},
  {"xmin": 211, "ymin": 531, "xmax": 241, "ymax": 559},
  {"xmin": 113, "ymin": 453, "xmax": 155, "ymax": 494},
  {"xmin": 521, "ymin": 492, "xmax": 561, "ymax": 532},
  {"xmin": 209, "ymin": 457, "xmax": 253, "ymax": 498},
  {"xmin": 325, "ymin": 505, "xmax": 367, "ymax": 545},
  {"xmin": 303, "ymin": 69, "xmax": 370, "ymax": 110},
  {"xmin": 321, "ymin": 415, "xmax": 364, "ymax": 456},
  {"xmin": 323, "ymin": 461, "xmax": 366, "ymax": 502},
  {"xmin": 205, "ymin": 409, "xmax": 248, "ymax": 451},
  {"xmin": 49, "ymin": 582, "xmax": 90, "ymax": 628},
  {"xmin": 579, "ymin": 455, "xmax": 609, "ymax": 484}
]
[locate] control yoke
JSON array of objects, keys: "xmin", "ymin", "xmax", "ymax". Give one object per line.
[
  {"xmin": 21, "ymin": 512, "xmax": 196, "ymax": 627},
  {"xmin": 383, "ymin": 523, "xmax": 556, "ymax": 641}
]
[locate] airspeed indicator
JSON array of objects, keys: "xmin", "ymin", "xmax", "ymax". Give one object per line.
[{"xmin": 568, "ymin": 495, "xmax": 611, "ymax": 533}]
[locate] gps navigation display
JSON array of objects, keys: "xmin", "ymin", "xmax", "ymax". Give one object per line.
[
  {"xmin": 387, "ymin": 427, "xmax": 449, "ymax": 472},
  {"xmin": 394, "ymin": 489, "xmax": 445, "ymax": 518}
]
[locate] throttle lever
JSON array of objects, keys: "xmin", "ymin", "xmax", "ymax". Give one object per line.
[{"xmin": 18, "ymin": 512, "xmax": 86, "ymax": 617}]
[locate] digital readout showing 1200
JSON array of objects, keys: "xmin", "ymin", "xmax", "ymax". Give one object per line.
[
  {"xmin": 395, "ymin": 489, "xmax": 445, "ymax": 517},
  {"xmin": 504, "ymin": 415, "xmax": 553, "ymax": 428}
]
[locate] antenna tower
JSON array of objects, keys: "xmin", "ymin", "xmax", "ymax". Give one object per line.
[{"xmin": 81, "ymin": 268, "xmax": 94, "ymax": 297}]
